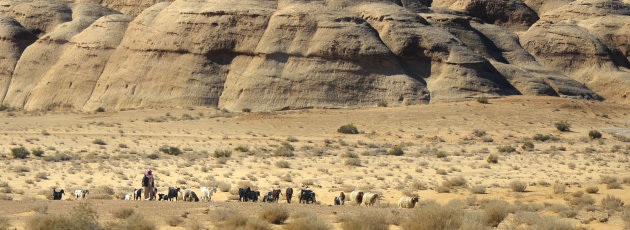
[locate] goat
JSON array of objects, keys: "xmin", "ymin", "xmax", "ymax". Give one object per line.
[{"xmin": 53, "ymin": 189, "xmax": 64, "ymax": 200}]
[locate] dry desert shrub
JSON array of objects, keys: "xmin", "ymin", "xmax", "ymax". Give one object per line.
[
  {"xmin": 211, "ymin": 208, "xmax": 271, "ymax": 230},
  {"xmin": 340, "ymin": 211, "xmax": 388, "ymax": 230},
  {"xmin": 31, "ymin": 204, "xmax": 48, "ymax": 214},
  {"xmin": 552, "ymin": 182, "xmax": 566, "ymax": 194},
  {"xmin": 555, "ymin": 121, "xmax": 570, "ymax": 132},
  {"xmin": 435, "ymin": 185, "xmax": 451, "ymax": 193},
  {"xmin": 546, "ymin": 203, "xmax": 577, "ymax": 218},
  {"xmin": 275, "ymin": 160, "xmax": 290, "ymax": 168},
  {"xmin": 345, "ymin": 158, "xmax": 361, "ymax": 166},
  {"xmin": 27, "ymin": 203, "xmax": 100, "ymax": 230},
  {"xmin": 470, "ymin": 185, "xmax": 486, "ymax": 194},
  {"xmin": 218, "ymin": 181, "xmax": 231, "ymax": 192},
  {"xmin": 623, "ymin": 207, "xmax": 630, "ymax": 230},
  {"xmin": 111, "ymin": 208, "xmax": 134, "ymax": 219},
  {"xmin": 402, "ymin": 203, "xmax": 463, "ymax": 230},
  {"xmin": 601, "ymin": 195, "xmax": 624, "ymax": 211},
  {"xmin": 274, "ymin": 143, "xmax": 295, "ymax": 157},
  {"xmin": 585, "ymin": 186, "xmax": 599, "ymax": 194},
  {"xmin": 261, "ymin": 205, "xmax": 290, "ymax": 224},
  {"xmin": 284, "ymin": 212, "xmax": 330, "ymax": 230},
  {"xmin": 509, "ymin": 180, "xmax": 527, "ymax": 192},
  {"xmin": 512, "ymin": 211, "xmax": 574, "ymax": 230},
  {"xmin": 487, "ymin": 154, "xmax": 498, "ymax": 164},
  {"xmin": 0, "ymin": 217, "xmax": 9, "ymax": 230},
  {"xmin": 106, "ymin": 212, "xmax": 155, "ymax": 230},
  {"xmin": 167, "ymin": 216, "xmax": 183, "ymax": 227},
  {"xmin": 480, "ymin": 200, "xmax": 514, "ymax": 227},
  {"xmin": 569, "ymin": 194, "xmax": 595, "ymax": 208},
  {"xmin": 443, "ymin": 176, "xmax": 467, "ymax": 188}
]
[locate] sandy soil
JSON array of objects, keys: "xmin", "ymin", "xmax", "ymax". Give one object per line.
[{"xmin": 1, "ymin": 96, "xmax": 630, "ymax": 229}]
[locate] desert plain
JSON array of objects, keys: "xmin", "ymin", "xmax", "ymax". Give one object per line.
[{"xmin": 0, "ymin": 96, "xmax": 630, "ymax": 229}]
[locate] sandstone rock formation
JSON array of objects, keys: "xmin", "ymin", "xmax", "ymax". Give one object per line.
[{"xmin": 1, "ymin": 0, "xmax": 630, "ymax": 111}]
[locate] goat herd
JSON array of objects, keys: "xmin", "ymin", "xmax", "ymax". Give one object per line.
[{"xmin": 51, "ymin": 187, "xmax": 421, "ymax": 209}]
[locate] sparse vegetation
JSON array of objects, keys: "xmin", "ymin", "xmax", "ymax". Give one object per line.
[
  {"xmin": 275, "ymin": 160, "xmax": 290, "ymax": 168},
  {"xmin": 26, "ymin": 203, "xmax": 100, "ymax": 230},
  {"xmin": 476, "ymin": 96, "xmax": 489, "ymax": 104},
  {"xmin": 284, "ymin": 212, "xmax": 330, "ymax": 230},
  {"xmin": 589, "ymin": 130, "xmax": 602, "ymax": 139},
  {"xmin": 338, "ymin": 124, "xmax": 359, "ymax": 134},
  {"xmin": 585, "ymin": 186, "xmax": 599, "ymax": 194},
  {"xmin": 11, "ymin": 147, "xmax": 30, "ymax": 159},
  {"xmin": 214, "ymin": 149, "xmax": 232, "ymax": 158},
  {"xmin": 345, "ymin": 158, "xmax": 361, "ymax": 166},
  {"xmin": 95, "ymin": 107, "xmax": 105, "ymax": 112},
  {"xmin": 402, "ymin": 203, "xmax": 463, "ymax": 230},
  {"xmin": 0, "ymin": 217, "xmax": 9, "ymax": 230},
  {"xmin": 166, "ymin": 216, "xmax": 183, "ymax": 227},
  {"xmin": 31, "ymin": 148, "xmax": 44, "ymax": 157},
  {"xmin": 234, "ymin": 146, "xmax": 249, "ymax": 152},
  {"xmin": 532, "ymin": 134, "xmax": 551, "ymax": 141},
  {"xmin": 261, "ymin": 205, "xmax": 290, "ymax": 224},
  {"xmin": 497, "ymin": 145, "xmax": 516, "ymax": 153},
  {"xmin": 521, "ymin": 141, "xmax": 534, "ymax": 151},
  {"xmin": 377, "ymin": 100, "xmax": 388, "ymax": 107},
  {"xmin": 601, "ymin": 195, "xmax": 624, "ymax": 211},
  {"xmin": 92, "ymin": 139, "xmax": 107, "ymax": 145},
  {"xmin": 555, "ymin": 121, "xmax": 571, "ymax": 132},
  {"xmin": 341, "ymin": 211, "xmax": 388, "ymax": 230},
  {"xmin": 509, "ymin": 180, "xmax": 527, "ymax": 192},
  {"xmin": 242, "ymin": 108, "xmax": 252, "ymax": 113},
  {"xmin": 211, "ymin": 209, "xmax": 271, "ymax": 230},
  {"xmin": 160, "ymin": 146, "xmax": 182, "ymax": 156},
  {"xmin": 387, "ymin": 145, "xmax": 404, "ymax": 156},
  {"xmin": 470, "ymin": 185, "xmax": 486, "ymax": 194},
  {"xmin": 274, "ymin": 143, "xmax": 295, "ymax": 157},
  {"xmin": 482, "ymin": 200, "xmax": 514, "ymax": 227},
  {"xmin": 112, "ymin": 208, "xmax": 135, "ymax": 219},
  {"xmin": 487, "ymin": 154, "xmax": 498, "ymax": 163}
]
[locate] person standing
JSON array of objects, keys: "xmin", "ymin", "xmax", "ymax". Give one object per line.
[{"xmin": 142, "ymin": 169, "xmax": 154, "ymax": 200}]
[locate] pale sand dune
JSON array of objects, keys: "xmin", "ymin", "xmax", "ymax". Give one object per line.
[{"xmin": 0, "ymin": 96, "xmax": 629, "ymax": 229}]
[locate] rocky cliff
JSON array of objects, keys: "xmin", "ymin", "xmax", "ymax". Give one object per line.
[{"xmin": 1, "ymin": 0, "xmax": 629, "ymax": 111}]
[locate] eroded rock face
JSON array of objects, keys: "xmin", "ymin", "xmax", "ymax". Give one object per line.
[
  {"xmin": 70, "ymin": 0, "xmax": 174, "ymax": 16},
  {"xmin": 522, "ymin": 21, "xmax": 630, "ymax": 102},
  {"xmin": 434, "ymin": 0, "xmax": 539, "ymax": 30},
  {"xmin": 1, "ymin": 0, "xmax": 630, "ymax": 111},
  {"xmin": 3, "ymin": 2, "xmax": 118, "ymax": 108},
  {"xmin": 0, "ymin": 16, "xmax": 36, "ymax": 101}
]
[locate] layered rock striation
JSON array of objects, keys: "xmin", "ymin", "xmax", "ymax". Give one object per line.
[{"xmin": 1, "ymin": 0, "xmax": 629, "ymax": 111}]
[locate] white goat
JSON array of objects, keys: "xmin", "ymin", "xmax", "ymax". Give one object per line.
[{"xmin": 200, "ymin": 187, "xmax": 218, "ymax": 202}]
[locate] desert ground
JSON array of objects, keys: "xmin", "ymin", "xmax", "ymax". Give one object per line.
[{"xmin": 1, "ymin": 96, "xmax": 630, "ymax": 229}]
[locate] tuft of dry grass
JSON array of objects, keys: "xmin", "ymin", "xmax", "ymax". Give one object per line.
[
  {"xmin": 401, "ymin": 203, "xmax": 463, "ymax": 230},
  {"xmin": 275, "ymin": 160, "xmax": 290, "ymax": 169},
  {"xmin": 585, "ymin": 186, "xmax": 599, "ymax": 194},
  {"xmin": 112, "ymin": 208, "xmax": 135, "ymax": 219},
  {"xmin": 105, "ymin": 213, "xmax": 155, "ymax": 230},
  {"xmin": 0, "ymin": 216, "xmax": 10, "ymax": 230},
  {"xmin": 509, "ymin": 180, "xmax": 527, "ymax": 192},
  {"xmin": 512, "ymin": 211, "xmax": 574, "ymax": 230},
  {"xmin": 552, "ymin": 182, "xmax": 566, "ymax": 194},
  {"xmin": 480, "ymin": 200, "xmax": 514, "ymax": 227},
  {"xmin": 601, "ymin": 195, "xmax": 624, "ymax": 211},
  {"xmin": 211, "ymin": 209, "xmax": 271, "ymax": 230},
  {"xmin": 26, "ymin": 203, "xmax": 100, "ymax": 230},
  {"xmin": 261, "ymin": 205, "xmax": 290, "ymax": 224},
  {"xmin": 284, "ymin": 212, "xmax": 330, "ymax": 230},
  {"xmin": 167, "ymin": 216, "xmax": 183, "ymax": 227},
  {"xmin": 340, "ymin": 211, "xmax": 388, "ymax": 230},
  {"xmin": 470, "ymin": 185, "xmax": 486, "ymax": 194}
]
